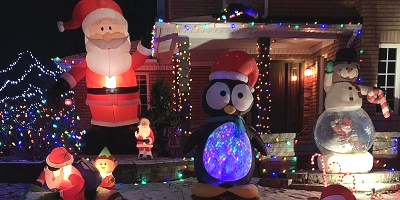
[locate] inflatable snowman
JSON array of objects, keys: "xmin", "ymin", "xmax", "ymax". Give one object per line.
[{"xmin": 314, "ymin": 48, "xmax": 390, "ymax": 173}]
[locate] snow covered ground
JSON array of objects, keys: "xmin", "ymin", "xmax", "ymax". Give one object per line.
[{"xmin": 2, "ymin": 177, "xmax": 400, "ymax": 200}]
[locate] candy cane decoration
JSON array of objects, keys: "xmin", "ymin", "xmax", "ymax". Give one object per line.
[
  {"xmin": 370, "ymin": 193, "xmax": 384, "ymax": 200},
  {"xmin": 311, "ymin": 153, "xmax": 327, "ymax": 187},
  {"xmin": 327, "ymin": 162, "xmax": 342, "ymax": 183},
  {"xmin": 340, "ymin": 173, "xmax": 356, "ymax": 193},
  {"xmin": 367, "ymin": 88, "xmax": 390, "ymax": 118}
]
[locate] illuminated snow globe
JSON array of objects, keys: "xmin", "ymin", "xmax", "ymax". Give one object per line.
[{"xmin": 314, "ymin": 48, "xmax": 390, "ymax": 173}]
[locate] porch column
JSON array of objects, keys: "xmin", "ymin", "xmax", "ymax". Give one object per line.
[
  {"xmin": 173, "ymin": 36, "xmax": 191, "ymax": 135},
  {"xmin": 256, "ymin": 37, "xmax": 271, "ymax": 134}
]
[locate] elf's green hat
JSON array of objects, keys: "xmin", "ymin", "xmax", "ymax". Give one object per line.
[{"xmin": 95, "ymin": 147, "xmax": 115, "ymax": 161}]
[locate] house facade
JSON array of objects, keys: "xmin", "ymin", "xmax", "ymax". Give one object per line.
[{"xmin": 60, "ymin": 0, "xmax": 400, "ymax": 143}]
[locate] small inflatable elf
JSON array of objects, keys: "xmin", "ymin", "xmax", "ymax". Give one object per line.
[{"xmin": 93, "ymin": 147, "xmax": 118, "ymax": 189}]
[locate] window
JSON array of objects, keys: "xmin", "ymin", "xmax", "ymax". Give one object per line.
[
  {"xmin": 377, "ymin": 44, "xmax": 400, "ymax": 115},
  {"xmin": 136, "ymin": 73, "xmax": 149, "ymax": 116}
]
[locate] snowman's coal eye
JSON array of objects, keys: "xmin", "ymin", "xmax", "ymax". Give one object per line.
[
  {"xmin": 232, "ymin": 84, "xmax": 253, "ymax": 111},
  {"xmin": 206, "ymin": 82, "xmax": 230, "ymax": 110}
]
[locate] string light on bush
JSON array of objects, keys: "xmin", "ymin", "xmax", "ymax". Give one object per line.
[{"xmin": 0, "ymin": 51, "xmax": 83, "ymax": 160}]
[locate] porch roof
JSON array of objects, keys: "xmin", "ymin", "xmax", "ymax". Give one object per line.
[{"xmin": 155, "ymin": 20, "xmax": 362, "ymax": 56}]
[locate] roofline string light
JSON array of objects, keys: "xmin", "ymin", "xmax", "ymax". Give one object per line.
[{"xmin": 155, "ymin": 21, "xmax": 361, "ymax": 31}]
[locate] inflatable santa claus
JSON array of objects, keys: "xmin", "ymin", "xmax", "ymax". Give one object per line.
[
  {"xmin": 35, "ymin": 147, "xmax": 85, "ymax": 200},
  {"xmin": 320, "ymin": 184, "xmax": 356, "ymax": 200},
  {"xmin": 49, "ymin": 0, "xmax": 153, "ymax": 155},
  {"xmin": 135, "ymin": 118, "xmax": 154, "ymax": 159}
]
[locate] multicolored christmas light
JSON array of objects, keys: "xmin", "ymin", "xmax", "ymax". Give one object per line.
[
  {"xmin": 0, "ymin": 51, "xmax": 83, "ymax": 160},
  {"xmin": 172, "ymin": 37, "xmax": 192, "ymax": 134},
  {"xmin": 256, "ymin": 38, "xmax": 271, "ymax": 134}
]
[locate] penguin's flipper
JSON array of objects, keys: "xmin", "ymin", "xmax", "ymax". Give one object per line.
[
  {"xmin": 190, "ymin": 182, "xmax": 227, "ymax": 198},
  {"xmin": 182, "ymin": 128, "xmax": 202, "ymax": 155},
  {"xmin": 247, "ymin": 126, "xmax": 268, "ymax": 156},
  {"xmin": 227, "ymin": 184, "xmax": 258, "ymax": 199}
]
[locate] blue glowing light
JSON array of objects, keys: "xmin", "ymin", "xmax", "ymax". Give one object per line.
[{"xmin": 203, "ymin": 122, "xmax": 252, "ymax": 181}]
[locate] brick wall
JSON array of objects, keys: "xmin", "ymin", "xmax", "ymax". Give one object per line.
[
  {"xmin": 272, "ymin": 36, "xmax": 353, "ymax": 140},
  {"xmin": 168, "ymin": 0, "xmax": 222, "ymax": 20},
  {"xmin": 268, "ymin": 0, "xmax": 358, "ymax": 18},
  {"xmin": 301, "ymin": 35, "xmax": 352, "ymax": 140},
  {"xmin": 167, "ymin": 0, "xmax": 359, "ymax": 20},
  {"xmin": 73, "ymin": 78, "xmax": 91, "ymax": 131},
  {"xmin": 189, "ymin": 66, "xmax": 211, "ymax": 130},
  {"xmin": 359, "ymin": 0, "xmax": 400, "ymax": 132}
]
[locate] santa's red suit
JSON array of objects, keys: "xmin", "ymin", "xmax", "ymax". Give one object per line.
[
  {"xmin": 61, "ymin": 47, "xmax": 149, "ymax": 126},
  {"xmin": 36, "ymin": 147, "xmax": 85, "ymax": 200},
  {"xmin": 136, "ymin": 130, "xmax": 154, "ymax": 151}
]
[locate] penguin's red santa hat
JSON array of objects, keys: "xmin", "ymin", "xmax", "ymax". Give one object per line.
[
  {"xmin": 209, "ymin": 51, "xmax": 259, "ymax": 92},
  {"xmin": 57, "ymin": 0, "xmax": 128, "ymax": 35},
  {"xmin": 320, "ymin": 184, "xmax": 356, "ymax": 200},
  {"xmin": 46, "ymin": 147, "xmax": 74, "ymax": 168}
]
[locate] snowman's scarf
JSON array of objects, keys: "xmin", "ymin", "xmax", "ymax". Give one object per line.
[
  {"xmin": 207, "ymin": 115, "xmax": 246, "ymax": 138},
  {"xmin": 336, "ymin": 81, "xmax": 362, "ymax": 98}
]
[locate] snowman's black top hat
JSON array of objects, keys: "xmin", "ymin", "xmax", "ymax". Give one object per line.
[{"xmin": 334, "ymin": 48, "xmax": 360, "ymax": 68}]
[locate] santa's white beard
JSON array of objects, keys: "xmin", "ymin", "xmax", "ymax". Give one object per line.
[
  {"xmin": 138, "ymin": 126, "xmax": 151, "ymax": 138},
  {"xmin": 86, "ymin": 39, "xmax": 132, "ymax": 77}
]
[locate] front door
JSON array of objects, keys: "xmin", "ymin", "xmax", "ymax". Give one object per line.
[{"xmin": 268, "ymin": 60, "xmax": 303, "ymax": 133}]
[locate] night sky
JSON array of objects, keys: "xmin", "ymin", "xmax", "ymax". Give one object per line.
[{"xmin": 0, "ymin": 0, "xmax": 157, "ymax": 67}]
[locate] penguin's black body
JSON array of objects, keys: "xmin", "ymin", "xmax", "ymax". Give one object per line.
[{"xmin": 183, "ymin": 79, "xmax": 268, "ymax": 188}]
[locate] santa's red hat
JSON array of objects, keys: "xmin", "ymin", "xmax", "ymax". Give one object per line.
[
  {"xmin": 57, "ymin": 0, "xmax": 127, "ymax": 34},
  {"xmin": 46, "ymin": 147, "xmax": 74, "ymax": 168},
  {"xmin": 209, "ymin": 51, "xmax": 258, "ymax": 92},
  {"xmin": 320, "ymin": 185, "xmax": 356, "ymax": 200}
]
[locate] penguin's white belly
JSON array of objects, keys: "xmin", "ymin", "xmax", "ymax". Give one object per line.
[{"xmin": 203, "ymin": 122, "xmax": 252, "ymax": 181}]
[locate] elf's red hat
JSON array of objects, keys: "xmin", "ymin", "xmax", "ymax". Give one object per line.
[
  {"xmin": 320, "ymin": 185, "xmax": 356, "ymax": 200},
  {"xmin": 209, "ymin": 51, "xmax": 258, "ymax": 92},
  {"xmin": 57, "ymin": 0, "xmax": 127, "ymax": 33},
  {"xmin": 46, "ymin": 147, "xmax": 74, "ymax": 168}
]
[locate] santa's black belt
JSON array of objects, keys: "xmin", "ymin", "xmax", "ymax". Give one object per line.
[{"xmin": 87, "ymin": 86, "xmax": 139, "ymax": 94}]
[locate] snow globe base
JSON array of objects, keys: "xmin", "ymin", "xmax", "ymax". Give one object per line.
[{"xmin": 317, "ymin": 152, "xmax": 373, "ymax": 173}]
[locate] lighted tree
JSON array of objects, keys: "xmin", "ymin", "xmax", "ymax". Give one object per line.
[{"xmin": 0, "ymin": 51, "xmax": 83, "ymax": 161}]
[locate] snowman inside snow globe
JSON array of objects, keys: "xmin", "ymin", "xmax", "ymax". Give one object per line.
[{"xmin": 314, "ymin": 48, "xmax": 390, "ymax": 173}]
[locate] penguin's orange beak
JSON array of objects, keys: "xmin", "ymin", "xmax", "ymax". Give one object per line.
[
  {"xmin": 348, "ymin": 69, "xmax": 354, "ymax": 73},
  {"xmin": 224, "ymin": 105, "xmax": 236, "ymax": 115}
]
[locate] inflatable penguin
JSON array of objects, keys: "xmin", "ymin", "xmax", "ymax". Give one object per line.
[
  {"xmin": 183, "ymin": 51, "xmax": 268, "ymax": 199},
  {"xmin": 314, "ymin": 48, "xmax": 390, "ymax": 173}
]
